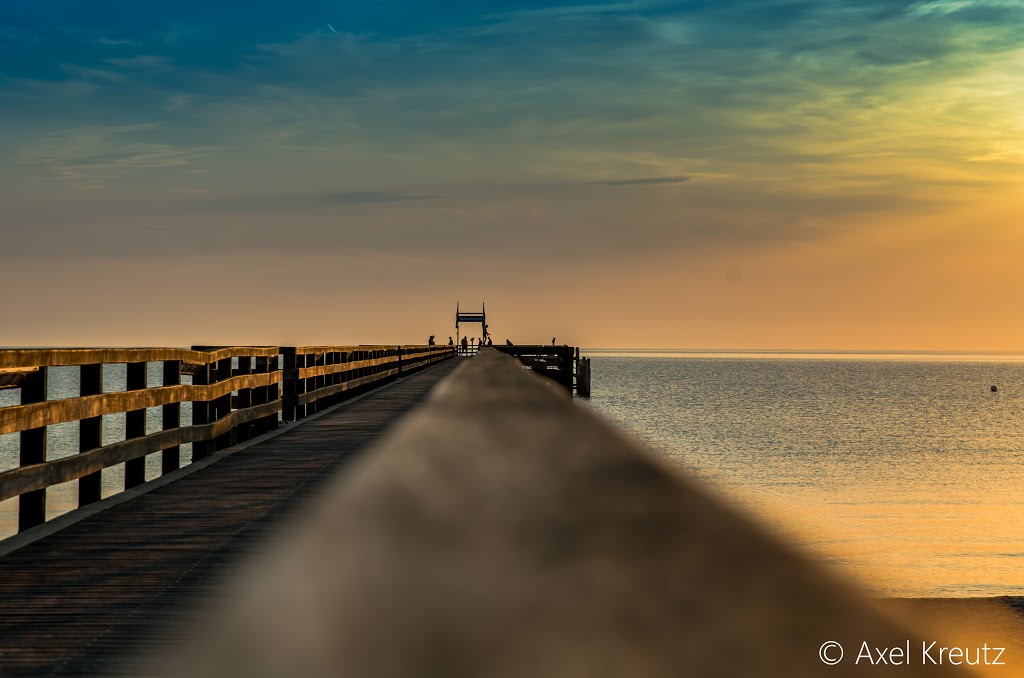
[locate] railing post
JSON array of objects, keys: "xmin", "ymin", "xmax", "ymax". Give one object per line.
[
  {"xmin": 253, "ymin": 355, "xmax": 268, "ymax": 434},
  {"xmin": 282, "ymin": 348, "xmax": 301, "ymax": 422},
  {"xmin": 214, "ymin": 357, "xmax": 233, "ymax": 450},
  {"xmin": 397, "ymin": 346, "xmax": 403, "ymax": 376},
  {"xmin": 267, "ymin": 354, "xmax": 280, "ymax": 430},
  {"xmin": 236, "ymin": 356, "xmax": 252, "ymax": 443},
  {"xmin": 18, "ymin": 366, "xmax": 47, "ymax": 532},
  {"xmin": 578, "ymin": 357, "xmax": 591, "ymax": 398},
  {"xmin": 312, "ymin": 353, "xmax": 325, "ymax": 414},
  {"xmin": 192, "ymin": 357, "xmax": 211, "ymax": 460},
  {"xmin": 79, "ymin": 363, "xmax": 103, "ymax": 506},
  {"xmin": 298, "ymin": 353, "xmax": 309, "ymax": 419},
  {"xmin": 162, "ymin": 360, "xmax": 181, "ymax": 474},
  {"xmin": 305, "ymin": 353, "xmax": 315, "ymax": 415},
  {"xmin": 124, "ymin": 361, "xmax": 147, "ymax": 489},
  {"xmin": 331, "ymin": 351, "xmax": 342, "ymax": 405}
]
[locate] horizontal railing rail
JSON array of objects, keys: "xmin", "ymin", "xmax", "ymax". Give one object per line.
[
  {"xmin": 0, "ymin": 344, "xmax": 454, "ymax": 534},
  {"xmin": 159, "ymin": 348, "xmax": 941, "ymax": 678},
  {"xmin": 0, "ymin": 371, "xmax": 283, "ymax": 434},
  {"xmin": 0, "ymin": 347, "xmax": 280, "ymax": 369},
  {"xmin": 281, "ymin": 345, "xmax": 452, "ymax": 421}
]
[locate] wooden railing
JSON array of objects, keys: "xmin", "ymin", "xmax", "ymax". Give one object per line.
[
  {"xmin": 0, "ymin": 345, "xmax": 454, "ymax": 533},
  {"xmin": 494, "ymin": 344, "xmax": 589, "ymax": 395},
  {"xmin": 159, "ymin": 349, "xmax": 945, "ymax": 678},
  {"xmin": 281, "ymin": 345, "xmax": 451, "ymax": 421}
]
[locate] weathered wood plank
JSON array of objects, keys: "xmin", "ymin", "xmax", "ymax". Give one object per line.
[
  {"xmin": 291, "ymin": 355, "xmax": 398, "ymax": 379},
  {"xmin": 294, "ymin": 369, "xmax": 400, "ymax": 407},
  {"xmin": 289, "ymin": 344, "xmax": 412, "ymax": 354},
  {"xmin": 0, "ymin": 367, "xmax": 38, "ymax": 390},
  {"xmin": 0, "ymin": 371, "xmax": 282, "ymax": 434},
  {"xmin": 0, "ymin": 347, "xmax": 279, "ymax": 369},
  {"xmin": 296, "ymin": 353, "xmax": 452, "ymax": 407},
  {"xmin": 286, "ymin": 347, "xmax": 451, "ymax": 380},
  {"xmin": 0, "ymin": 400, "xmax": 283, "ymax": 503}
]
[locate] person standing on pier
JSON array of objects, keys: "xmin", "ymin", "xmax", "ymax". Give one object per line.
[{"xmin": 461, "ymin": 336, "xmax": 468, "ymax": 355}]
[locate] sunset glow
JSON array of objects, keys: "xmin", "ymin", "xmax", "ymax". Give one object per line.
[{"xmin": 2, "ymin": 1, "xmax": 1022, "ymax": 349}]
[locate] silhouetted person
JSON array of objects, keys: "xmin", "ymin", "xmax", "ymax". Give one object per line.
[
  {"xmin": 506, "ymin": 339, "xmax": 513, "ymax": 346},
  {"xmin": 428, "ymin": 335, "xmax": 435, "ymax": 346},
  {"xmin": 552, "ymin": 337, "xmax": 556, "ymax": 346},
  {"xmin": 487, "ymin": 337, "xmax": 493, "ymax": 346},
  {"xmin": 448, "ymin": 336, "xmax": 453, "ymax": 346}
]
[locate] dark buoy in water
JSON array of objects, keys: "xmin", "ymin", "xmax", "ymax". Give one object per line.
[{"xmin": 991, "ymin": 385, "xmax": 998, "ymax": 393}]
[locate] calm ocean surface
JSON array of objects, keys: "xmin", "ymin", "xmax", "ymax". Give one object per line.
[
  {"xmin": 583, "ymin": 351, "xmax": 1024, "ymax": 598},
  {"xmin": 3, "ymin": 352, "xmax": 1023, "ymax": 597}
]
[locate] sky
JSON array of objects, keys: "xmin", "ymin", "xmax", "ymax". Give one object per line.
[{"xmin": 1, "ymin": 0, "xmax": 1022, "ymax": 349}]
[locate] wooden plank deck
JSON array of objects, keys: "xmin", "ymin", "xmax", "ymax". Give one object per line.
[{"xmin": 0, "ymin": 359, "xmax": 460, "ymax": 677}]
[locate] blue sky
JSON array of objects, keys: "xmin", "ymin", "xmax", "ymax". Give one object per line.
[{"xmin": 1, "ymin": 1, "xmax": 1022, "ymax": 347}]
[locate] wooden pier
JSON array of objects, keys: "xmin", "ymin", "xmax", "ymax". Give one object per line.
[
  {"xmin": 455, "ymin": 343, "xmax": 590, "ymax": 396},
  {"xmin": 494, "ymin": 344, "xmax": 591, "ymax": 395},
  {"xmin": 0, "ymin": 347, "xmax": 964, "ymax": 677},
  {"xmin": 0, "ymin": 344, "xmax": 453, "ymax": 534},
  {"xmin": 0, "ymin": 351, "xmax": 458, "ymax": 675}
]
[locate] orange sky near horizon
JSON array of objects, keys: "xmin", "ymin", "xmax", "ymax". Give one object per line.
[
  {"xmin": 5, "ymin": 198, "xmax": 1023, "ymax": 353},
  {"xmin": 2, "ymin": 1, "xmax": 1023, "ymax": 351}
]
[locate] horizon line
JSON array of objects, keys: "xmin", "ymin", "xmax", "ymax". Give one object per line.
[{"xmin": 581, "ymin": 347, "xmax": 1024, "ymax": 355}]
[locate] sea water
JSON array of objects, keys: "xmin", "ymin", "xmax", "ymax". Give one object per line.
[{"xmin": 583, "ymin": 351, "xmax": 1024, "ymax": 597}]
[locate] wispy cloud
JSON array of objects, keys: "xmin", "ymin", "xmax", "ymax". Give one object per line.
[
  {"xmin": 98, "ymin": 36, "xmax": 139, "ymax": 47},
  {"xmin": 199, "ymin": 190, "xmax": 442, "ymax": 212},
  {"xmin": 16, "ymin": 124, "xmax": 216, "ymax": 189},
  {"xmin": 106, "ymin": 55, "xmax": 173, "ymax": 70},
  {"xmin": 0, "ymin": 26, "xmax": 40, "ymax": 43},
  {"xmin": 2, "ymin": 0, "xmax": 1022, "ymax": 258},
  {"xmin": 909, "ymin": 0, "xmax": 1023, "ymax": 15},
  {"xmin": 586, "ymin": 175, "xmax": 692, "ymax": 187},
  {"xmin": 59, "ymin": 63, "xmax": 125, "ymax": 83},
  {"xmin": 323, "ymin": 191, "xmax": 439, "ymax": 205}
]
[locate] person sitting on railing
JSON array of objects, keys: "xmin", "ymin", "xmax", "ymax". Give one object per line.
[{"xmin": 448, "ymin": 336, "xmax": 453, "ymax": 346}]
